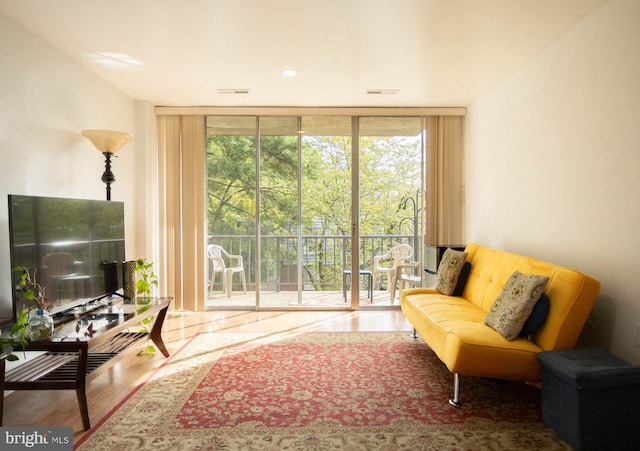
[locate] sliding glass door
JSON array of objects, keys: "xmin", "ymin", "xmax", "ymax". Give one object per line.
[
  {"xmin": 258, "ymin": 116, "xmax": 353, "ymax": 307},
  {"xmin": 205, "ymin": 114, "xmax": 424, "ymax": 310},
  {"xmin": 356, "ymin": 117, "xmax": 425, "ymax": 306},
  {"xmin": 205, "ymin": 116, "xmax": 257, "ymax": 308}
]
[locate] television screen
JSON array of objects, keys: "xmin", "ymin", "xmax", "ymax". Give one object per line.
[{"xmin": 8, "ymin": 194, "xmax": 125, "ymax": 320}]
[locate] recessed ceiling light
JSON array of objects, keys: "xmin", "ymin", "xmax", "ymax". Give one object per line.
[{"xmin": 283, "ymin": 69, "xmax": 297, "ymax": 77}]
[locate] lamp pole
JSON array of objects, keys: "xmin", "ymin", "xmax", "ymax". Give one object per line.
[
  {"xmin": 102, "ymin": 152, "xmax": 116, "ymax": 201},
  {"xmin": 398, "ymin": 189, "xmax": 420, "ymax": 251}
]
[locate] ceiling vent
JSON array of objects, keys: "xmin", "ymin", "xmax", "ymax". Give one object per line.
[
  {"xmin": 366, "ymin": 89, "xmax": 400, "ymax": 95},
  {"xmin": 216, "ymin": 89, "xmax": 251, "ymax": 94}
]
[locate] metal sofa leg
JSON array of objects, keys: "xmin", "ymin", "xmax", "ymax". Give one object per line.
[
  {"xmin": 449, "ymin": 373, "xmax": 463, "ymax": 407},
  {"xmin": 411, "ymin": 328, "xmax": 418, "ymax": 339}
]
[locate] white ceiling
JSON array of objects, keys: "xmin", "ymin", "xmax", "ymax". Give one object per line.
[{"xmin": 0, "ymin": 0, "xmax": 605, "ymax": 108}]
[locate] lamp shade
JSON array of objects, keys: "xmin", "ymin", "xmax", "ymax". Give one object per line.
[{"xmin": 81, "ymin": 129, "xmax": 132, "ymax": 153}]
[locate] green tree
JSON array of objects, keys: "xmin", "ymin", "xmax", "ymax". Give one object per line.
[
  {"xmin": 206, "ymin": 128, "xmax": 422, "ymax": 290},
  {"xmin": 207, "ymin": 135, "xmax": 256, "ymax": 235}
]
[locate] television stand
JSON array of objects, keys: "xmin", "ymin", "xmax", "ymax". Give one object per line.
[{"xmin": 0, "ymin": 296, "xmax": 172, "ymax": 431}]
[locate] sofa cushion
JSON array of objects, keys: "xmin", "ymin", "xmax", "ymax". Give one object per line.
[
  {"xmin": 519, "ymin": 292, "xmax": 550, "ymax": 337},
  {"xmin": 435, "ymin": 248, "xmax": 468, "ymax": 295},
  {"xmin": 452, "ymin": 261, "xmax": 471, "ymax": 296},
  {"xmin": 485, "ymin": 271, "xmax": 549, "ymax": 341}
]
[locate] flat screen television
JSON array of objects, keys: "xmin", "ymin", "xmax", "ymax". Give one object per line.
[{"xmin": 8, "ymin": 194, "xmax": 125, "ymax": 321}]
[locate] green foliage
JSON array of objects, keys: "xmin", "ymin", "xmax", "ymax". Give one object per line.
[
  {"xmin": 137, "ymin": 345, "xmax": 156, "ymax": 356},
  {"xmin": 135, "ymin": 258, "xmax": 158, "ymax": 298},
  {"xmin": 207, "ymin": 135, "xmax": 257, "ymax": 235},
  {"xmin": 133, "ymin": 260, "xmax": 158, "ymax": 355},
  {"xmin": 136, "ymin": 315, "xmax": 157, "ymax": 356},
  {"xmin": 13, "ymin": 266, "xmax": 50, "ymax": 310},
  {"xmin": 1, "ymin": 267, "xmax": 54, "ymax": 360},
  {"xmin": 206, "ymin": 122, "xmax": 422, "ymax": 291},
  {"xmin": 207, "ymin": 133, "xmax": 420, "ymax": 236},
  {"xmin": 1, "ymin": 305, "xmax": 30, "ymax": 361}
]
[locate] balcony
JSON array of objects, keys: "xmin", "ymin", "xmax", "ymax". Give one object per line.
[{"xmin": 206, "ymin": 233, "xmax": 421, "ymax": 309}]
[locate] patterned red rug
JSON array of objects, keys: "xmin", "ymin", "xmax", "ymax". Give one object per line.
[{"xmin": 75, "ymin": 332, "xmax": 570, "ymax": 450}]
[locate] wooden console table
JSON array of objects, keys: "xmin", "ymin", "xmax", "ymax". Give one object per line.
[{"xmin": 0, "ymin": 296, "xmax": 172, "ymax": 430}]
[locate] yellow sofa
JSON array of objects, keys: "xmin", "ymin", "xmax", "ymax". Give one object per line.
[{"xmin": 400, "ymin": 242, "xmax": 601, "ymax": 405}]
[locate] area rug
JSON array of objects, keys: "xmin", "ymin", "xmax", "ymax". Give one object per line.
[{"xmin": 75, "ymin": 332, "xmax": 569, "ymax": 450}]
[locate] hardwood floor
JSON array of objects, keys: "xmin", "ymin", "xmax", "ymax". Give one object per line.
[
  {"xmin": 206, "ymin": 288, "xmax": 402, "ymax": 308},
  {"xmin": 1, "ymin": 309, "xmax": 412, "ymax": 444}
]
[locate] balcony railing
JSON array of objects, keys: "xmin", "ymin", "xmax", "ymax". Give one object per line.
[{"xmin": 207, "ymin": 234, "xmax": 419, "ymax": 292}]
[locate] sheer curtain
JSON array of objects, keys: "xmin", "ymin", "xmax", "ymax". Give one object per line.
[
  {"xmin": 425, "ymin": 116, "xmax": 464, "ymax": 246},
  {"xmin": 157, "ymin": 115, "xmax": 206, "ymax": 311}
]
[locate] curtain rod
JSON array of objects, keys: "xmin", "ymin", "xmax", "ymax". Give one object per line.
[{"xmin": 155, "ymin": 106, "xmax": 466, "ymax": 116}]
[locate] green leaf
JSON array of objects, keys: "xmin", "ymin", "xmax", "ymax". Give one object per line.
[{"xmin": 133, "ymin": 259, "xmax": 158, "ymax": 297}]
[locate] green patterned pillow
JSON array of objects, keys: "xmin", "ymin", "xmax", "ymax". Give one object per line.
[
  {"xmin": 435, "ymin": 248, "xmax": 468, "ymax": 295},
  {"xmin": 485, "ymin": 271, "xmax": 550, "ymax": 341}
]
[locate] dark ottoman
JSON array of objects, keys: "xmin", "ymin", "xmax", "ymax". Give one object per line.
[{"xmin": 537, "ymin": 348, "xmax": 640, "ymax": 451}]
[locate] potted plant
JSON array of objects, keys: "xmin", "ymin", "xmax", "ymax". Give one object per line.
[
  {"xmin": 135, "ymin": 258, "xmax": 158, "ymax": 300},
  {"xmin": 15, "ymin": 266, "xmax": 54, "ymax": 341},
  {"xmin": 134, "ymin": 258, "xmax": 158, "ymax": 355},
  {"xmin": 0, "ymin": 266, "xmax": 54, "ymax": 360}
]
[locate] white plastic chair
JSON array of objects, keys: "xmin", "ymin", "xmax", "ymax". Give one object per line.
[
  {"xmin": 392, "ymin": 261, "xmax": 422, "ymax": 304},
  {"xmin": 207, "ymin": 244, "xmax": 247, "ymax": 298},
  {"xmin": 372, "ymin": 244, "xmax": 413, "ymax": 301}
]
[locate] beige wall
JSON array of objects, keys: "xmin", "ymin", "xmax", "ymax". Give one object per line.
[
  {"xmin": 465, "ymin": 0, "xmax": 640, "ymax": 363},
  {"xmin": 0, "ymin": 14, "xmax": 143, "ymax": 319}
]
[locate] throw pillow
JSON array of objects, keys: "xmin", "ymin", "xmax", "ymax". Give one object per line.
[
  {"xmin": 518, "ymin": 292, "xmax": 550, "ymax": 337},
  {"xmin": 452, "ymin": 261, "xmax": 471, "ymax": 296},
  {"xmin": 435, "ymin": 248, "xmax": 468, "ymax": 295},
  {"xmin": 485, "ymin": 271, "xmax": 550, "ymax": 341}
]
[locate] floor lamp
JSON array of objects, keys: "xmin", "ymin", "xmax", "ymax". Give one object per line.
[{"xmin": 81, "ymin": 129, "xmax": 133, "ymax": 201}]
